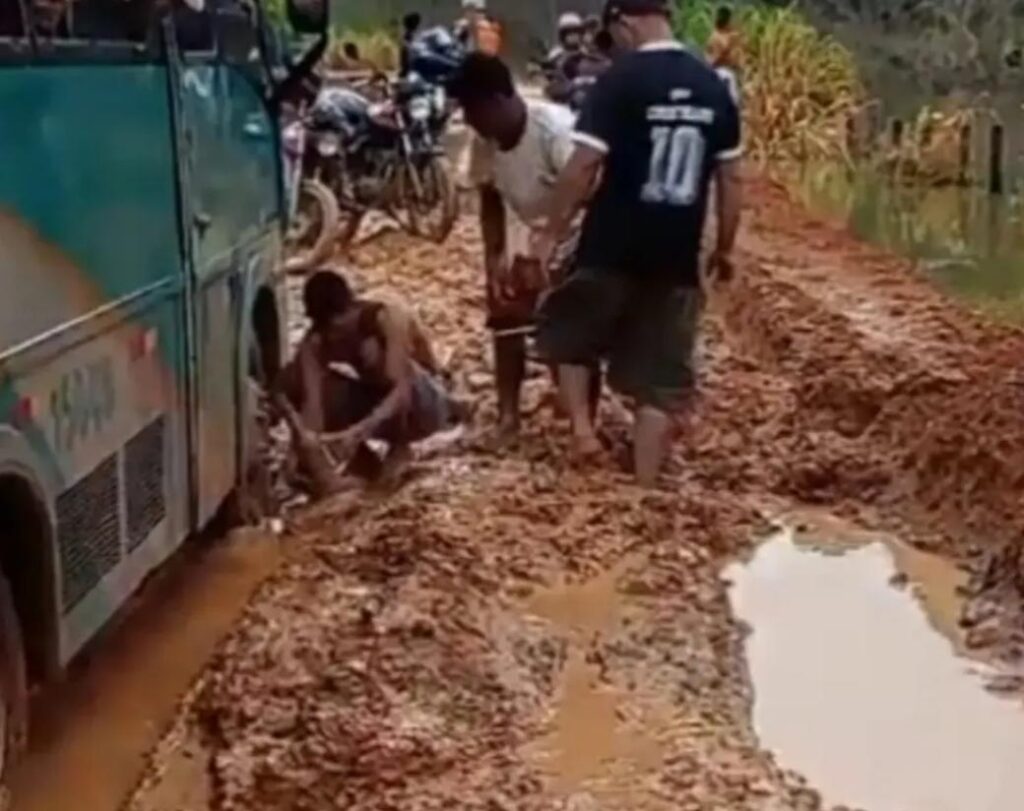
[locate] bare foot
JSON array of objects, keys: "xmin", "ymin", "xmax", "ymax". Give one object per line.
[
  {"xmin": 570, "ymin": 431, "xmax": 605, "ymax": 466},
  {"xmin": 495, "ymin": 414, "xmax": 521, "ymax": 444},
  {"xmin": 378, "ymin": 444, "xmax": 413, "ymax": 487}
]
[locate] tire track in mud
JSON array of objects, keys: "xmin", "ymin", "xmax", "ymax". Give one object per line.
[{"xmin": 130, "ymin": 177, "xmax": 1024, "ymax": 811}]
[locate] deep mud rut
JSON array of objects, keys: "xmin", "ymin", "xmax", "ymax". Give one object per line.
[{"xmin": 126, "ymin": 176, "xmax": 1024, "ymax": 811}]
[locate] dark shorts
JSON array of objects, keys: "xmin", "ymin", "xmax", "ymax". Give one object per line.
[{"xmin": 535, "ymin": 267, "xmax": 702, "ymax": 412}]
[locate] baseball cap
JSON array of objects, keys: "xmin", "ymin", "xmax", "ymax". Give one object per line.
[
  {"xmin": 558, "ymin": 12, "xmax": 584, "ymax": 32},
  {"xmin": 463, "ymin": 0, "xmax": 486, "ymax": 9},
  {"xmin": 602, "ymin": 0, "xmax": 670, "ymax": 24}
]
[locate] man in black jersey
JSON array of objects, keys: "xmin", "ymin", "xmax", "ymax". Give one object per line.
[{"xmin": 531, "ymin": 0, "xmax": 742, "ymax": 487}]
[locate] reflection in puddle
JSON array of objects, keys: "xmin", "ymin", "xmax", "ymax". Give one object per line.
[
  {"xmin": 795, "ymin": 162, "xmax": 1024, "ymax": 320},
  {"xmin": 524, "ymin": 561, "xmax": 665, "ymax": 801},
  {"xmin": 727, "ymin": 529, "xmax": 1024, "ymax": 811}
]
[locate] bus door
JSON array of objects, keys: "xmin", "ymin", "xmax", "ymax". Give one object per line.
[{"xmin": 166, "ymin": 17, "xmax": 281, "ymax": 529}]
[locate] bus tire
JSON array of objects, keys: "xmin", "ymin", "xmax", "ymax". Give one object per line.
[{"xmin": 0, "ymin": 570, "xmax": 28, "ymax": 791}]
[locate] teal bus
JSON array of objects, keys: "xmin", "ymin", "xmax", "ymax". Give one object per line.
[{"xmin": 0, "ymin": 0, "xmax": 326, "ymax": 788}]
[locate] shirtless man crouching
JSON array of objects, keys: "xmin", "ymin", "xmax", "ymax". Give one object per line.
[{"xmin": 280, "ymin": 270, "xmax": 467, "ymax": 486}]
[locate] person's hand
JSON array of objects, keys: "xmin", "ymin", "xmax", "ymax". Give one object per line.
[
  {"xmin": 707, "ymin": 249, "xmax": 735, "ymax": 284},
  {"xmin": 529, "ymin": 228, "xmax": 558, "ymax": 274},
  {"xmin": 487, "ymin": 254, "xmax": 516, "ymax": 304},
  {"xmin": 322, "ymin": 425, "xmax": 368, "ymax": 462}
]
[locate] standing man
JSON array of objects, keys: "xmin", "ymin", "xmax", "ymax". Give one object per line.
[
  {"xmin": 449, "ymin": 53, "xmax": 582, "ymax": 438},
  {"xmin": 399, "ymin": 12, "xmax": 423, "ymax": 77},
  {"xmin": 531, "ymin": 0, "xmax": 743, "ymax": 486},
  {"xmin": 455, "ymin": 0, "xmax": 502, "ymax": 56},
  {"xmin": 706, "ymin": 5, "xmax": 743, "ymax": 104}
]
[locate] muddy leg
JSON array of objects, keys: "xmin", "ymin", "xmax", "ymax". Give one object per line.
[
  {"xmin": 559, "ymin": 363, "xmax": 603, "ymax": 461},
  {"xmin": 494, "ymin": 333, "xmax": 526, "ymax": 438},
  {"xmin": 634, "ymin": 405, "xmax": 672, "ymax": 487}
]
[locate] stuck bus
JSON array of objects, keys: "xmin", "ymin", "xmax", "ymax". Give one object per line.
[{"xmin": 0, "ymin": 0, "xmax": 326, "ymax": 792}]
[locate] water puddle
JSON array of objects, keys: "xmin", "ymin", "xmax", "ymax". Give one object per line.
[
  {"xmin": 523, "ymin": 560, "xmax": 666, "ymax": 803},
  {"xmin": 8, "ymin": 528, "xmax": 281, "ymax": 811},
  {"xmin": 726, "ymin": 525, "xmax": 1024, "ymax": 811}
]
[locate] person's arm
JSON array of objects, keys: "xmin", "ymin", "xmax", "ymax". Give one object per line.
[
  {"xmin": 409, "ymin": 315, "xmax": 442, "ymax": 376},
  {"xmin": 296, "ymin": 334, "xmax": 327, "ymax": 432},
  {"xmin": 535, "ymin": 145, "xmax": 603, "ymax": 262},
  {"xmin": 713, "ymin": 159, "xmax": 742, "ymax": 271},
  {"xmin": 479, "ymin": 183, "xmax": 507, "ymax": 287},
  {"xmin": 532, "ymin": 71, "xmax": 619, "ymax": 266},
  {"xmin": 710, "ymin": 94, "xmax": 744, "ymax": 279},
  {"xmin": 340, "ymin": 307, "xmax": 415, "ymax": 442}
]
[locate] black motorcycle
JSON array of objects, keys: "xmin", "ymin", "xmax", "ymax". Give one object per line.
[{"xmin": 303, "ymin": 34, "xmax": 460, "ymax": 248}]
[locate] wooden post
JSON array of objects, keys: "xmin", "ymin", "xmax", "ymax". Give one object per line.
[
  {"xmin": 845, "ymin": 113, "xmax": 858, "ymax": 159},
  {"xmin": 990, "ymin": 123, "xmax": 1005, "ymax": 195},
  {"xmin": 958, "ymin": 121, "xmax": 972, "ymax": 186},
  {"xmin": 890, "ymin": 118, "xmax": 905, "ymax": 149}
]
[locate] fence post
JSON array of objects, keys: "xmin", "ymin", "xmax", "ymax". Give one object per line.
[
  {"xmin": 990, "ymin": 123, "xmax": 1005, "ymax": 195},
  {"xmin": 958, "ymin": 121, "xmax": 971, "ymax": 186},
  {"xmin": 890, "ymin": 118, "xmax": 904, "ymax": 149},
  {"xmin": 846, "ymin": 113, "xmax": 859, "ymax": 159}
]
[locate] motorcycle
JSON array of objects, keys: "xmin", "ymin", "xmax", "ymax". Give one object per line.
[
  {"xmin": 281, "ymin": 108, "xmax": 339, "ymax": 269},
  {"xmin": 305, "ymin": 72, "xmax": 457, "ymax": 248}
]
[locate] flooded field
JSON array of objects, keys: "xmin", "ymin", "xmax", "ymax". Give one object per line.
[
  {"xmin": 795, "ymin": 163, "xmax": 1024, "ymax": 320},
  {"xmin": 727, "ymin": 524, "xmax": 1024, "ymax": 811}
]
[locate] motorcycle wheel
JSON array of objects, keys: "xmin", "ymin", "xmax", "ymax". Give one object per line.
[
  {"xmin": 400, "ymin": 157, "xmax": 458, "ymax": 244},
  {"xmin": 334, "ymin": 203, "xmax": 364, "ymax": 253},
  {"xmin": 284, "ymin": 178, "xmax": 340, "ymax": 273}
]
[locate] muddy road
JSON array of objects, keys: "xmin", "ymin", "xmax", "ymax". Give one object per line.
[{"xmin": 17, "ymin": 175, "xmax": 1024, "ymax": 811}]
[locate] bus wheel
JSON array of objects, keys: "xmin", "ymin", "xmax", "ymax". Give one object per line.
[{"xmin": 0, "ymin": 570, "xmax": 27, "ymax": 791}]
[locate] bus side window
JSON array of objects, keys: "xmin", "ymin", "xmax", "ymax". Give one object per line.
[
  {"xmin": 0, "ymin": 0, "xmax": 25, "ymax": 38},
  {"xmin": 172, "ymin": 0, "xmax": 215, "ymax": 53},
  {"xmin": 214, "ymin": 4, "xmax": 258, "ymax": 65}
]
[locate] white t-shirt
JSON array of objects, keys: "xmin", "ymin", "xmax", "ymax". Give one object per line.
[{"xmin": 469, "ymin": 100, "xmax": 577, "ymax": 261}]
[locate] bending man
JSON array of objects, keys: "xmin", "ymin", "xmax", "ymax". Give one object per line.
[{"xmin": 451, "ymin": 53, "xmax": 584, "ymax": 438}]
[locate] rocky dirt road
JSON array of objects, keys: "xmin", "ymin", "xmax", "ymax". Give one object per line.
[{"xmin": 128, "ymin": 175, "xmax": 1024, "ymax": 811}]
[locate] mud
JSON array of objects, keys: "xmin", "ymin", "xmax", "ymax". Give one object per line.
[
  {"xmin": 8, "ymin": 528, "xmax": 280, "ymax": 811},
  {"xmin": 123, "ymin": 174, "xmax": 1024, "ymax": 811}
]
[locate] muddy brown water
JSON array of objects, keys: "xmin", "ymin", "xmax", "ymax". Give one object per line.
[
  {"xmin": 7, "ymin": 528, "xmax": 281, "ymax": 811},
  {"xmin": 726, "ymin": 524, "xmax": 1024, "ymax": 811},
  {"xmin": 523, "ymin": 560, "xmax": 671, "ymax": 808}
]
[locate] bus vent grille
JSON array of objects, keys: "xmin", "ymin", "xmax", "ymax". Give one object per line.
[
  {"xmin": 125, "ymin": 416, "xmax": 167, "ymax": 552},
  {"xmin": 57, "ymin": 454, "xmax": 122, "ymax": 613}
]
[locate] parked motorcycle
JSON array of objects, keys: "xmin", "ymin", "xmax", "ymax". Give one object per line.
[{"xmin": 306, "ymin": 71, "xmax": 457, "ymax": 248}]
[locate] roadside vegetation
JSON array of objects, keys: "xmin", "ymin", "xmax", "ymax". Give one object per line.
[{"xmin": 675, "ymin": 0, "xmax": 864, "ymax": 168}]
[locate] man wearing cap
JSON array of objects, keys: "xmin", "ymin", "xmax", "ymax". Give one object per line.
[
  {"xmin": 544, "ymin": 11, "xmax": 610, "ymax": 109},
  {"xmin": 455, "ymin": 0, "xmax": 502, "ymax": 56},
  {"xmin": 531, "ymin": 0, "xmax": 743, "ymax": 487}
]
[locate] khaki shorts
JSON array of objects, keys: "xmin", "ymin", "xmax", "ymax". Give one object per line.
[{"xmin": 535, "ymin": 267, "xmax": 702, "ymax": 412}]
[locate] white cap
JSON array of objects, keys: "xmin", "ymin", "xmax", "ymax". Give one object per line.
[
  {"xmin": 558, "ymin": 12, "xmax": 584, "ymax": 31},
  {"xmin": 463, "ymin": 0, "xmax": 486, "ymax": 9}
]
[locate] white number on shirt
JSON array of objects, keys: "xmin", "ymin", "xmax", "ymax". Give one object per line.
[{"xmin": 640, "ymin": 125, "xmax": 706, "ymax": 206}]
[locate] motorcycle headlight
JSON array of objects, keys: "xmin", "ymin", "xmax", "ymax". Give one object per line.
[
  {"xmin": 409, "ymin": 96, "xmax": 432, "ymax": 123},
  {"xmin": 316, "ymin": 132, "xmax": 340, "ymax": 157}
]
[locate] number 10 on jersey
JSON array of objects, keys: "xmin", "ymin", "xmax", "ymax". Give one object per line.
[{"xmin": 641, "ymin": 125, "xmax": 706, "ymax": 206}]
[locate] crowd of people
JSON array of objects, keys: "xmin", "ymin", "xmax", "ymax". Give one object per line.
[{"xmin": 285, "ymin": 0, "xmax": 744, "ymax": 490}]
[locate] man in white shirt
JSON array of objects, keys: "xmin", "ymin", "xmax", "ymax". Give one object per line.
[{"xmin": 449, "ymin": 53, "xmax": 587, "ymax": 438}]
